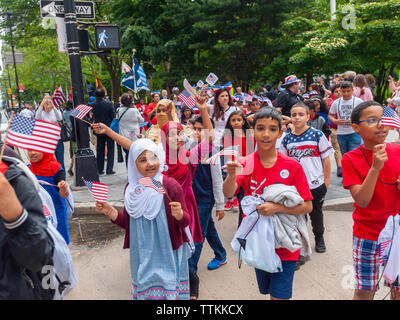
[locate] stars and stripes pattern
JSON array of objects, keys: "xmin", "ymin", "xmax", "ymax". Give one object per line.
[
  {"xmin": 378, "ymin": 239, "xmax": 391, "ymax": 266},
  {"xmin": 138, "ymin": 177, "xmax": 166, "ymax": 194},
  {"xmin": 381, "ymin": 105, "xmax": 400, "ymax": 129},
  {"xmin": 178, "ymin": 89, "xmax": 196, "ymax": 109},
  {"xmin": 52, "ymin": 86, "xmax": 66, "ymax": 107},
  {"xmin": 70, "ymin": 104, "xmax": 93, "ymax": 120},
  {"xmin": 83, "ymin": 180, "xmax": 108, "ymax": 203},
  {"xmin": 5, "ymin": 114, "xmax": 61, "ymax": 153},
  {"xmin": 206, "ymin": 148, "xmax": 239, "ymax": 165}
]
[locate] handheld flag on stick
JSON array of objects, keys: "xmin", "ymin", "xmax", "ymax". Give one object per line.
[
  {"xmin": 83, "ymin": 179, "xmax": 108, "ymax": 203},
  {"xmin": 381, "ymin": 106, "xmax": 400, "ymax": 129},
  {"xmin": 206, "ymin": 148, "xmax": 239, "ymax": 165},
  {"xmin": 70, "ymin": 104, "xmax": 93, "ymax": 124},
  {"xmin": 52, "ymin": 86, "xmax": 66, "ymax": 107},
  {"xmin": 138, "ymin": 176, "xmax": 172, "ymax": 201},
  {"xmin": 178, "ymin": 89, "xmax": 196, "ymax": 109},
  {"xmin": 5, "ymin": 114, "xmax": 61, "ymax": 154}
]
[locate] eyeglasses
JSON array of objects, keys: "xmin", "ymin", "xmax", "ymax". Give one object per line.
[{"xmin": 358, "ymin": 118, "xmax": 382, "ymax": 127}]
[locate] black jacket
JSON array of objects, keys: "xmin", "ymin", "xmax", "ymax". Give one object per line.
[
  {"xmin": 0, "ymin": 157, "xmax": 54, "ymax": 299},
  {"xmin": 275, "ymin": 88, "xmax": 304, "ymax": 117},
  {"xmin": 92, "ymin": 98, "xmax": 115, "ymax": 127}
]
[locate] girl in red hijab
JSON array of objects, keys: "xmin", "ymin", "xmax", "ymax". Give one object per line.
[{"xmin": 160, "ymin": 121, "xmax": 203, "ymax": 244}]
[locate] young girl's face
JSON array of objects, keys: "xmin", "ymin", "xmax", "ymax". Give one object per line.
[
  {"xmin": 135, "ymin": 150, "xmax": 160, "ymax": 177},
  {"xmin": 253, "ymin": 117, "xmax": 282, "ymax": 153},
  {"xmin": 290, "ymin": 106, "xmax": 309, "ymax": 129},
  {"xmin": 28, "ymin": 150, "xmax": 44, "ymax": 163},
  {"xmin": 167, "ymin": 128, "xmax": 185, "ymax": 151},
  {"xmin": 217, "ymin": 91, "xmax": 229, "ymax": 107},
  {"xmin": 230, "ymin": 114, "xmax": 245, "ymax": 130}
]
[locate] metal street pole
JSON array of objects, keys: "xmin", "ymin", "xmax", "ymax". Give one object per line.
[
  {"xmin": 330, "ymin": 0, "xmax": 336, "ymax": 20},
  {"xmin": 6, "ymin": 12, "xmax": 22, "ymax": 112},
  {"xmin": 6, "ymin": 65, "xmax": 14, "ymax": 113},
  {"xmin": 64, "ymin": 0, "xmax": 99, "ymax": 186}
]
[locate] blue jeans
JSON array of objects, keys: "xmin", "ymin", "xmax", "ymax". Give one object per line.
[
  {"xmin": 337, "ymin": 132, "xmax": 362, "ymax": 155},
  {"xmin": 188, "ymin": 203, "xmax": 226, "ymax": 274},
  {"xmin": 55, "ymin": 139, "xmax": 65, "ymax": 170}
]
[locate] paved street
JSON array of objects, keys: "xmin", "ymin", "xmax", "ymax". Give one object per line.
[{"xmin": 47, "ymin": 129, "xmax": 398, "ymax": 300}]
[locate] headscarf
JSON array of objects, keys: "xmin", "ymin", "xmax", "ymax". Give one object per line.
[
  {"xmin": 160, "ymin": 121, "xmax": 189, "ymax": 183},
  {"xmin": 29, "ymin": 152, "xmax": 62, "ymax": 177},
  {"xmin": 124, "ymin": 138, "xmax": 166, "ymax": 220},
  {"xmin": 146, "ymin": 99, "xmax": 193, "ymax": 143}
]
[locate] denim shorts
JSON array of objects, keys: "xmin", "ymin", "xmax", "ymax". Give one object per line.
[
  {"xmin": 353, "ymin": 237, "xmax": 400, "ymax": 292},
  {"xmin": 255, "ymin": 261, "xmax": 297, "ymax": 299}
]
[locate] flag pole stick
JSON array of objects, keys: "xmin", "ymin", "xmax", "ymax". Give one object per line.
[
  {"xmin": 73, "ymin": 117, "xmax": 92, "ymax": 125},
  {"xmin": 0, "ymin": 111, "xmax": 14, "ymax": 162}
]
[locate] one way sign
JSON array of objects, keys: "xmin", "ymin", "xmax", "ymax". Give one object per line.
[{"xmin": 40, "ymin": 1, "xmax": 95, "ymax": 19}]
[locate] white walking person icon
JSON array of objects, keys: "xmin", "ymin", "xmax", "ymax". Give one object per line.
[{"xmin": 98, "ymin": 30, "xmax": 108, "ymax": 47}]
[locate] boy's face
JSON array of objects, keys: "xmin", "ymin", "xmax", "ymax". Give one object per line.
[
  {"xmin": 352, "ymin": 105, "xmax": 389, "ymax": 145},
  {"xmin": 253, "ymin": 117, "xmax": 282, "ymax": 153},
  {"xmin": 341, "ymin": 87, "xmax": 353, "ymax": 100},
  {"xmin": 333, "ymin": 88, "xmax": 342, "ymax": 99},
  {"xmin": 290, "ymin": 106, "xmax": 309, "ymax": 130}
]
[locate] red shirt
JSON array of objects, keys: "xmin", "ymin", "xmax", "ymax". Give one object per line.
[
  {"xmin": 235, "ymin": 151, "xmax": 313, "ymax": 261},
  {"xmin": 342, "ymin": 143, "xmax": 400, "ymax": 241}
]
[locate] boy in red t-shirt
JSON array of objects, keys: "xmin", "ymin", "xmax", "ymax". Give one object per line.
[
  {"xmin": 223, "ymin": 107, "xmax": 313, "ymax": 300},
  {"xmin": 342, "ymin": 101, "xmax": 400, "ymax": 300}
]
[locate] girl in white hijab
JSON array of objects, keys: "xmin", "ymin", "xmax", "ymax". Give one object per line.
[{"xmin": 95, "ymin": 138, "xmax": 191, "ymax": 300}]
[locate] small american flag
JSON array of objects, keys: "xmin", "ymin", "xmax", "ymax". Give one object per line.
[
  {"xmin": 6, "ymin": 114, "xmax": 61, "ymax": 153},
  {"xmin": 83, "ymin": 179, "xmax": 108, "ymax": 203},
  {"xmin": 52, "ymin": 86, "xmax": 66, "ymax": 107},
  {"xmin": 71, "ymin": 104, "xmax": 93, "ymax": 120},
  {"xmin": 178, "ymin": 89, "xmax": 196, "ymax": 109},
  {"xmin": 381, "ymin": 106, "xmax": 400, "ymax": 129},
  {"xmin": 138, "ymin": 177, "xmax": 166, "ymax": 194},
  {"xmin": 206, "ymin": 149, "xmax": 239, "ymax": 165}
]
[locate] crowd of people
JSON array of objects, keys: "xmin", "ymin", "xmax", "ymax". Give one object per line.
[{"xmin": 2, "ymin": 70, "xmax": 400, "ymax": 301}]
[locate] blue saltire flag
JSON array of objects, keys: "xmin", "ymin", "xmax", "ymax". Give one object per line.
[{"xmin": 121, "ymin": 55, "xmax": 149, "ymax": 93}]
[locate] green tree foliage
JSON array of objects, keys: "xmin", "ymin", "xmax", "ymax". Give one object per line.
[{"xmin": 1, "ymin": 0, "xmax": 400, "ymax": 104}]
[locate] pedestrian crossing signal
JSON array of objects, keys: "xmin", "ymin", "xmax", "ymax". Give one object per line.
[{"xmin": 94, "ymin": 25, "xmax": 120, "ymax": 50}]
